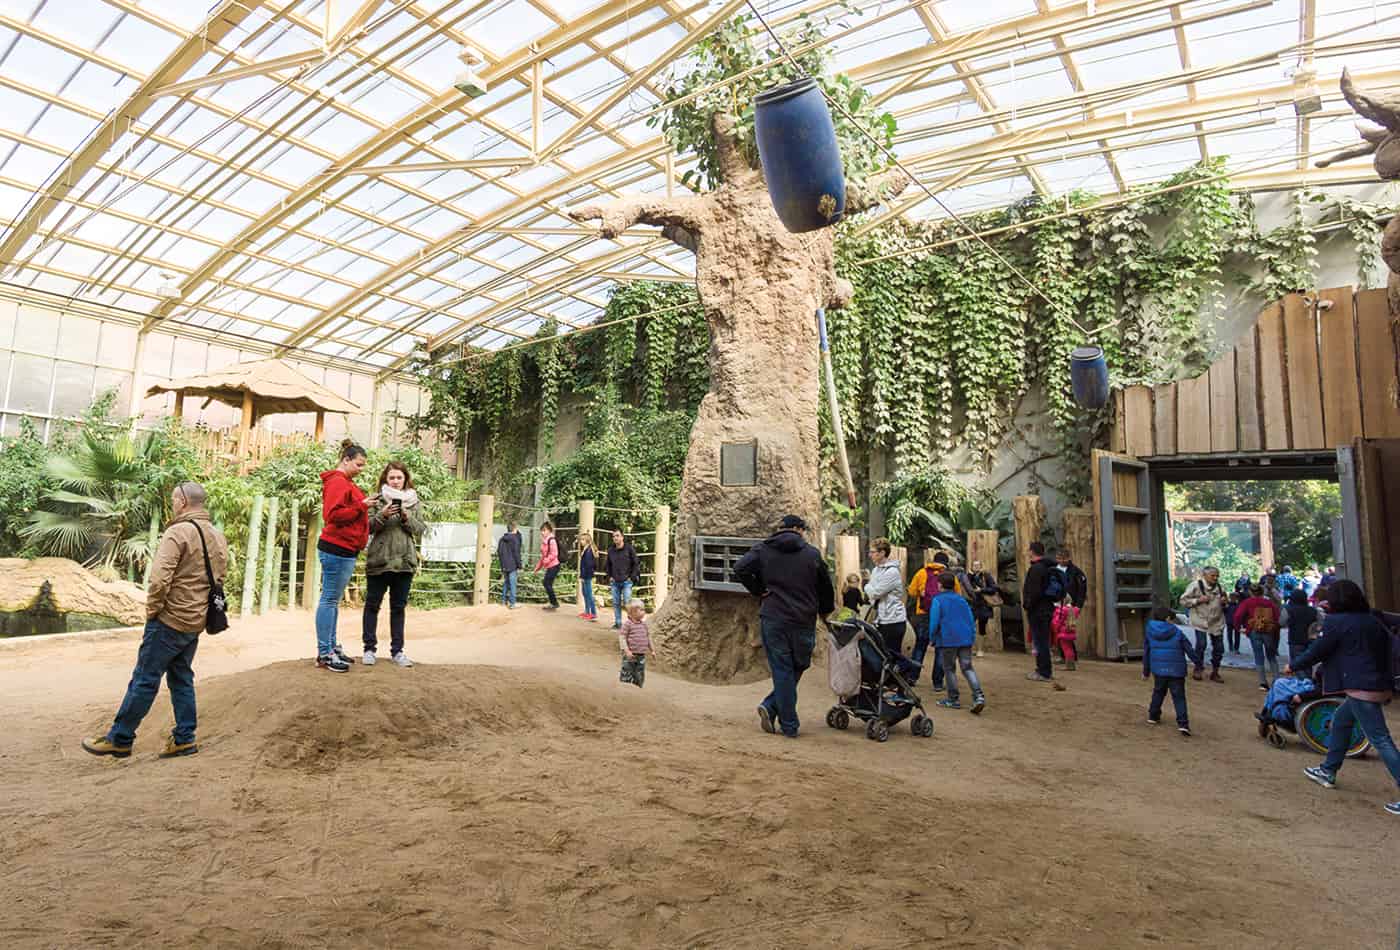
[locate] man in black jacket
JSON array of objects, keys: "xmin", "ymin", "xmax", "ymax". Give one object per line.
[
  {"xmin": 1023, "ymin": 541, "xmax": 1058, "ymax": 683},
  {"xmin": 1055, "ymin": 549, "xmax": 1088, "ymax": 610},
  {"xmin": 603, "ymin": 529, "xmax": 642, "ymax": 630},
  {"xmin": 497, "ymin": 521, "xmax": 523, "ymax": 609},
  {"xmin": 733, "ymin": 514, "xmax": 835, "ymax": 738}
]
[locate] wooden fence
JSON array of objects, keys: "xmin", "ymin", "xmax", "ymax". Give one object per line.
[
  {"xmin": 186, "ymin": 424, "xmax": 310, "ymax": 467},
  {"xmin": 1110, "ymin": 287, "xmax": 1400, "ymax": 457}
]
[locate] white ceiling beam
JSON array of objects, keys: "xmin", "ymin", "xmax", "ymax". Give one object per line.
[{"xmin": 151, "ymin": 48, "xmax": 325, "ymax": 99}]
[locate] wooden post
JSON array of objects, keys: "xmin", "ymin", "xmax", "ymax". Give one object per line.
[
  {"xmin": 271, "ymin": 545, "xmax": 283, "ymax": 609},
  {"xmin": 1062, "ymin": 506, "xmax": 1097, "ymax": 659},
  {"xmin": 836, "ymin": 535, "xmax": 861, "ymax": 601},
  {"xmin": 473, "ymin": 494, "xmax": 494, "ymax": 606},
  {"xmin": 288, "ymin": 504, "xmax": 299, "ymax": 609},
  {"xmin": 891, "ymin": 545, "xmax": 908, "ymax": 585},
  {"xmin": 314, "ymin": 410, "xmax": 326, "ymax": 443},
  {"xmin": 1013, "ymin": 494, "xmax": 1047, "ymax": 643},
  {"xmin": 173, "ymin": 391, "xmax": 185, "ymax": 421},
  {"xmin": 577, "ymin": 499, "xmax": 595, "ymax": 611},
  {"xmin": 654, "ymin": 504, "xmax": 671, "ymax": 609},
  {"xmin": 236, "ymin": 390, "xmax": 254, "ymax": 469},
  {"xmin": 259, "ymin": 496, "xmax": 279, "ymax": 614},
  {"xmin": 966, "ymin": 529, "xmax": 1003, "ymax": 651},
  {"xmin": 303, "ymin": 511, "xmax": 322, "ymax": 609},
  {"xmin": 240, "ymin": 494, "xmax": 264, "ymax": 618}
]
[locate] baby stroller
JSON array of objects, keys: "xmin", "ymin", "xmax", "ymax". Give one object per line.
[{"xmin": 824, "ymin": 617, "xmax": 934, "ymax": 742}]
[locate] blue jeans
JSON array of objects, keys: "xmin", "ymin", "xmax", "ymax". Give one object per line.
[
  {"xmin": 581, "ymin": 577, "xmax": 596, "ymax": 615},
  {"xmin": 107, "ymin": 618, "xmax": 199, "ymax": 746},
  {"xmin": 316, "ymin": 550, "xmax": 357, "ymax": 657},
  {"xmin": 502, "ymin": 569, "xmax": 518, "ymax": 607},
  {"xmin": 1321, "ymin": 698, "xmax": 1400, "ymax": 786},
  {"xmin": 909, "ymin": 614, "xmax": 933, "ymax": 685},
  {"xmin": 610, "ymin": 580, "xmax": 633, "ymax": 627},
  {"xmin": 1148, "ymin": 675, "xmax": 1189, "ymax": 728},
  {"xmin": 759, "ymin": 618, "xmax": 815, "ymax": 737},
  {"xmin": 1030, "ymin": 612, "xmax": 1054, "ymax": 679},
  {"xmin": 1249, "ymin": 632, "xmax": 1279, "ymax": 685}
]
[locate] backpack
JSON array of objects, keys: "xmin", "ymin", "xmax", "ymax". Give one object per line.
[
  {"xmin": 1042, "ymin": 567, "xmax": 1067, "ymax": 604},
  {"xmin": 1245, "ymin": 604, "xmax": 1279, "ymax": 637}
]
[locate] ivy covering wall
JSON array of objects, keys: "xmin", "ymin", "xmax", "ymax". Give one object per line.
[{"xmin": 407, "ymin": 172, "xmax": 1387, "ymax": 520}]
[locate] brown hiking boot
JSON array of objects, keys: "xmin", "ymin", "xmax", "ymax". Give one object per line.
[
  {"xmin": 82, "ymin": 735, "xmax": 132, "ymax": 758},
  {"xmin": 1209, "ymin": 671, "xmax": 1224, "ymax": 683},
  {"xmin": 159, "ymin": 737, "xmax": 199, "ymax": 758}
]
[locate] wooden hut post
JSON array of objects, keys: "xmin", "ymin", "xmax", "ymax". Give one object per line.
[
  {"xmin": 236, "ymin": 390, "xmax": 254, "ymax": 471},
  {"xmin": 314, "ymin": 411, "xmax": 326, "ymax": 443},
  {"xmin": 1014, "ymin": 494, "xmax": 1047, "ymax": 643},
  {"xmin": 173, "ymin": 391, "xmax": 185, "ymax": 422},
  {"xmin": 966, "ymin": 529, "xmax": 1003, "ymax": 651},
  {"xmin": 1062, "ymin": 507, "xmax": 1097, "ymax": 658},
  {"xmin": 835, "ymin": 535, "xmax": 861, "ymax": 600}
]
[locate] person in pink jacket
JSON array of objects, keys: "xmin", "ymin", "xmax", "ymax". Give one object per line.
[{"xmin": 534, "ymin": 521, "xmax": 561, "ymax": 610}]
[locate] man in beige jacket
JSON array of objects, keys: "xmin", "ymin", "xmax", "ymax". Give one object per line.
[{"xmin": 83, "ymin": 482, "xmax": 228, "ymax": 759}]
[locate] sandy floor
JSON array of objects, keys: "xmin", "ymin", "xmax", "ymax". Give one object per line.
[{"xmin": 2, "ymin": 605, "xmax": 1397, "ymax": 949}]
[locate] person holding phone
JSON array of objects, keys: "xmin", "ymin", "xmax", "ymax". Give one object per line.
[
  {"xmin": 315, "ymin": 440, "xmax": 371, "ymax": 673},
  {"xmin": 362, "ymin": 461, "xmax": 425, "ymax": 668}
]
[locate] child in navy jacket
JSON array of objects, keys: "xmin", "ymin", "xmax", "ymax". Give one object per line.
[{"xmin": 1143, "ymin": 606, "xmax": 1203, "ymax": 735}]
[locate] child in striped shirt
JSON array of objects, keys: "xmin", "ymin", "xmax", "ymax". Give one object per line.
[{"xmin": 619, "ymin": 599, "xmax": 651, "ymax": 688}]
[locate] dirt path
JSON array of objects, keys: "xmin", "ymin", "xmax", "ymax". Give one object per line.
[{"xmin": 1, "ymin": 605, "xmax": 1396, "ymax": 949}]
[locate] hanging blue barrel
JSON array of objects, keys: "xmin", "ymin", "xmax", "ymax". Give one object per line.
[
  {"xmin": 754, "ymin": 78, "xmax": 846, "ymax": 233},
  {"xmin": 1069, "ymin": 346, "xmax": 1110, "ymax": 410}
]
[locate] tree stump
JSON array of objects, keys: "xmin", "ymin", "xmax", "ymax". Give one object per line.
[{"xmin": 569, "ymin": 113, "xmax": 906, "ymax": 681}]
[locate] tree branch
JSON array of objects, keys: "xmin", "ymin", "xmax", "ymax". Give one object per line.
[
  {"xmin": 846, "ymin": 166, "xmax": 911, "ymax": 215},
  {"xmin": 567, "ymin": 194, "xmax": 707, "ymax": 250},
  {"xmin": 713, "ymin": 112, "xmax": 758, "ymax": 185}
]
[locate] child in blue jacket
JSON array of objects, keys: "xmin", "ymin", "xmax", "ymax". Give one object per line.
[{"xmin": 1143, "ymin": 606, "xmax": 1203, "ymax": 735}]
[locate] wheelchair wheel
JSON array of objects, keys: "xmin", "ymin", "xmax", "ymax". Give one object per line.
[
  {"xmin": 1266, "ymin": 729, "xmax": 1286, "ymax": 749},
  {"xmin": 1296, "ymin": 698, "xmax": 1371, "ymax": 758}
]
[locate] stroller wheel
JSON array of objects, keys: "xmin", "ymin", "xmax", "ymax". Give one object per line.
[
  {"xmin": 834, "ymin": 709, "xmax": 850, "ymax": 730},
  {"xmin": 1267, "ymin": 730, "xmax": 1286, "ymax": 749},
  {"xmin": 826, "ymin": 708, "xmax": 838, "ymax": 729},
  {"xmin": 866, "ymin": 719, "xmax": 890, "ymax": 742},
  {"xmin": 912, "ymin": 714, "xmax": 934, "ymax": 738}
]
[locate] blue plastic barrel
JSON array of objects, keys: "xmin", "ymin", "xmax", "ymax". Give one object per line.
[
  {"xmin": 753, "ymin": 78, "xmax": 846, "ymax": 233},
  {"xmin": 1069, "ymin": 346, "xmax": 1110, "ymax": 409}
]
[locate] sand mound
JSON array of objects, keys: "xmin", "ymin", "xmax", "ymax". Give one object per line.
[
  {"xmin": 196, "ymin": 661, "xmax": 632, "ymax": 773},
  {"xmin": 0, "ymin": 557, "xmax": 145, "ymax": 624}
]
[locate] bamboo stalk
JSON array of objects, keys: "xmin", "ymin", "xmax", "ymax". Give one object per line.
[
  {"xmin": 271, "ymin": 544, "xmax": 284, "ymax": 610},
  {"xmin": 141, "ymin": 509, "xmax": 159, "ymax": 588},
  {"xmin": 240, "ymin": 494, "xmax": 264, "ymax": 618},
  {"xmin": 304, "ymin": 511, "xmax": 323, "ymax": 609},
  {"xmin": 288, "ymin": 504, "xmax": 299, "ymax": 609},
  {"xmin": 259, "ymin": 496, "xmax": 279, "ymax": 614}
]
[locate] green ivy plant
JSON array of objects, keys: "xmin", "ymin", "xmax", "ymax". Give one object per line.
[{"xmin": 652, "ymin": 7, "xmax": 895, "ymax": 190}]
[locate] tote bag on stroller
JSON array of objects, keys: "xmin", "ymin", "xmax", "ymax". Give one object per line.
[{"xmin": 827, "ymin": 629, "xmax": 863, "ymax": 699}]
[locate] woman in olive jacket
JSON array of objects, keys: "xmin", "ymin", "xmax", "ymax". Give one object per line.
[{"xmin": 362, "ymin": 461, "xmax": 426, "ymax": 668}]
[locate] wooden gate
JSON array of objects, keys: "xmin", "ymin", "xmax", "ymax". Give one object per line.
[{"xmin": 1090, "ymin": 449, "xmax": 1156, "ymax": 659}]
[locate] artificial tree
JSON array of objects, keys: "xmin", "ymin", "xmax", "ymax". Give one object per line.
[{"xmin": 568, "ymin": 106, "xmax": 907, "ymax": 681}]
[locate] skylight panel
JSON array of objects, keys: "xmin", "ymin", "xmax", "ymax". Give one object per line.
[
  {"xmin": 99, "ymin": 13, "xmax": 180, "ymax": 75},
  {"xmin": 0, "ymin": 179, "xmax": 30, "ymax": 220},
  {"xmin": 410, "ymin": 205, "xmax": 470, "ymax": 238},
  {"xmin": 250, "ymin": 141, "xmax": 326, "ymax": 182},
  {"xmin": 934, "ymin": 0, "xmax": 1039, "ymax": 33},
  {"xmin": 1185, "ymin": 10, "xmax": 1296, "ymax": 69},
  {"xmin": 44, "ymin": 240, "xmax": 109, "ymax": 277},
  {"xmin": 297, "ymin": 107, "xmax": 379, "ymax": 153},
  {"xmin": 0, "ymin": 87, "xmax": 48, "ymax": 137},
  {"xmin": 0, "ymin": 141, "xmax": 59, "ymax": 187},
  {"xmin": 469, "ymin": 2, "xmax": 557, "ymax": 59},
  {"xmin": 1072, "ymin": 33, "xmax": 1182, "ymax": 90},
  {"xmin": 339, "ymin": 71, "xmax": 425, "ymax": 122},
  {"xmin": 5, "ymin": 36, "xmax": 84, "ymax": 97},
  {"xmin": 32, "ymin": 0, "xmax": 121, "ymax": 54},
  {"xmin": 60, "ymin": 59, "xmax": 135, "ymax": 115},
  {"xmin": 185, "ymin": 204, "xmax": 256, "ymax": 241}
]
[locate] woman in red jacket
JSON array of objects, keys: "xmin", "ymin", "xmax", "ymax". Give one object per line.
[
  {"xmin": 1234, "ymin": 584, "xmax": 1282, "ymax": 691},
  {"xmin": 315, "ymin": 440, "xmax": 372, "ymax": 672}
]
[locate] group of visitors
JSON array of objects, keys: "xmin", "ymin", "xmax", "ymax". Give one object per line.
[
  {"xmin": 496, "ymin": 523, "xmax": 641, "ymax": 629},
  {"xmin": 82, "ymin": 439, "xmax": 428, "ymax": 757}
]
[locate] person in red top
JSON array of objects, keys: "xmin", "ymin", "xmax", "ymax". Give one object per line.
[
  {"xmin": 315, "ymin": 440, "xmax": 373, "ymax": 672},
  {"xmin": 1234, "ymin": 584, "xmax": 1282, "ymax": 691},
  {"xmin": 534, "ymin": 521, "xmax": 562, "ymax": 610}
]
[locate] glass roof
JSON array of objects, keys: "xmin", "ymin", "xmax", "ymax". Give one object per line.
[{"xmin": 0, "ymin": 0, "xmax": 1396, "ymax": 374}]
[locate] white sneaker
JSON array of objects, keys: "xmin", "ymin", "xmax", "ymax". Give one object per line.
[
  {"xmin": 362, "ymin": 650, "xmax": 376, "ymax": 666},
  {"xmin": 392, "ymin": 652, "xmax": 413, "ymax": 668}
]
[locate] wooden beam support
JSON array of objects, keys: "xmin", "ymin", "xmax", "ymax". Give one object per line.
[{"xmin": 151, "ymin": 48, "xmax": 324, "ymax": 99}]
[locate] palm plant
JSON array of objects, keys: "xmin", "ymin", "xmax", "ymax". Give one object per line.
[
  {"xmin": 22, "ymin": 429, "xmax": 169, "ymax": 576},
  {"xmin": 923, "ymin": 498, "xmax": 1017, "ymax": 569}
]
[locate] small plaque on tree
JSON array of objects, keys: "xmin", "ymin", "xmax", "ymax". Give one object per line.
[{"xmin": 720, "ymin": 441, "xmax": 758, "ymax": 487}]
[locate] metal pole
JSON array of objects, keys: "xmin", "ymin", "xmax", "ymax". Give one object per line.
[{"xmin": 816, "ymin": 308, "xmax": 858, "ymax": 508}]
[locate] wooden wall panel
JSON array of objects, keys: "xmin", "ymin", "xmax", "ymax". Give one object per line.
[
  {"xmin": 1176, "ymin": 374, "xmax": 1211, "ymax": 452},
  {"xmin": 1152, "ymin": 383, "xmax": 1177, "ymax": 455},
  {"xmin": 1235, "ymin": 328, "xmax": 1262, "ymax": 450},
  {"xmin": 1257, "ymin": 303, "xmax": 1290, "ymax": 449},
  {"xmin": 1208, "ymin": 354, "xmax": 1237, "ymax": 452},
  {"xmin": 1124, "ymin": 385, "xmax": 1154, "ymax": 458},
  {"xmin": 1109, "ymin": 390, "xmax": 1127, "ymax": 454},
  {"xmin": 1356, "ymin": 289, "xmax": 1400, "ymax": 438},
  {"xmin": 1282, "ymin": 293, "xmax": 1325, "ymax": 448},
  {"xmin": 1318, "ymin": 287, "xmax": 1363, "ymax": 446}
]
